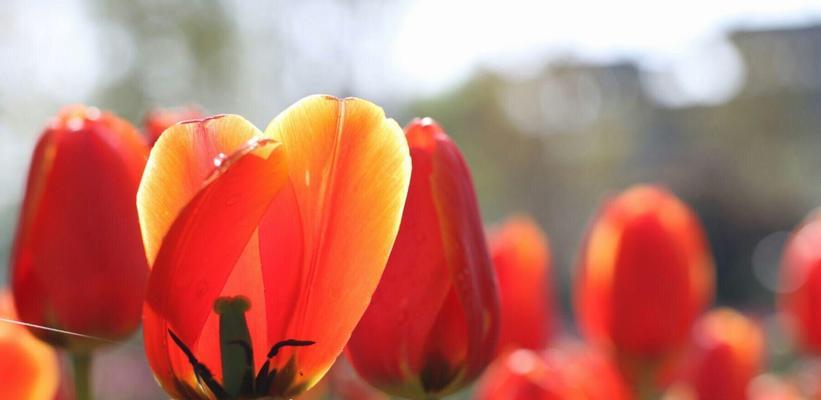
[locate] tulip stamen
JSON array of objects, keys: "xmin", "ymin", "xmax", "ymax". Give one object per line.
[{"xmin": 167, "ymin": 296, "xmax": 315, "ymax": 399}]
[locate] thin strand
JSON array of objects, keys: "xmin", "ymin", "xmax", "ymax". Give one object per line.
[{"xmin": 0, "ymin": 317, "xmax": 118, "ymax": 344}]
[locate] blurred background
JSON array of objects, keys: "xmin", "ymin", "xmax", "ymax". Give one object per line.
[{"xmin": 1, "ymin": 0, "xmax": 821, "ymax": 398}]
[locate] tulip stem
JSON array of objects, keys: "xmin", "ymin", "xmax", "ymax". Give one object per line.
[{"xmin": 71, "ymin": 352, "xmax": 93, "ymax": 400}]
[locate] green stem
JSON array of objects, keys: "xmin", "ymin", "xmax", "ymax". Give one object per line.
[{"xmin": 71, "ymin": 352, "xmax": 93, "ymax": 400}]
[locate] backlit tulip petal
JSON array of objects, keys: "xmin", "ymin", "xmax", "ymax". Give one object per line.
[
  {"xmin": 139, "ymin": 96, "xmax": 411, "ymax": 399},
  {"xmin": 137, "ymin": 114, "xmax": 265, "ymax": 265},
  {"xmin": 143, "ymin": 106, "xmax": 205, "ymax": 146},
  {"xmin": 489, "ymin": 216, "xmax": 554, "ymax": 352},
  {"xmin": 144, "ymin": 138, "xmax": 288, "ymax": 397},
  {"xmin": 779, "ymin": 211, "xmax": 821, "ymax": 354},
  {"xmin": 0, "ymin": 291, "xmax": 60, "ymax": 400},
  {"xmin": 347, "ymin": 118, "xmax": 499, "ymax": 399},
  {"xmin": 11, "ymin": 105, "xmax": 149, "ymax": 349},
  {"xmin": 261, "ymin": 96, "xmax": 412, "ymax": 384}
]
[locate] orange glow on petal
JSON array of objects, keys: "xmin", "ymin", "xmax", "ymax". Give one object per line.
[
  {"xmin": 143, "ymin": 142, "xmax": 288, "ymax": 395},
  {"xmin": 137, "ymin": 114, "xmax": 264, "ymax": 266},
  {"xmin": 261, "ymin": 95, "xmax": 411, "ymax": 389}
]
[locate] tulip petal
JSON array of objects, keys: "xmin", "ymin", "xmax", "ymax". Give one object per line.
[
  {"xmin": 143, "ymin": 140, "xmax": 288, "ymax": 397},
  {"xmin": 137, "ymin": 115, "xmax": 265, "ymax": 265},
  {"xmin": 260, "ymin": 95, "xmax": 411, "ymax": 386},
  {"xmin": 427, "ymin": 126, "xmax": 499, "ymax": 383}
]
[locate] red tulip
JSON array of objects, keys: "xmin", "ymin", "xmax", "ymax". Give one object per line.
[
  {"xmin": 575, "ymin": 185, "xmax": 713, "ymax": 386},
  {"xmin": 137, "ymin": 95, "xmax": 411, "ymax": 399},
  {"xmin": 0, "ymin": 290, "xmax": 60, "ymax": 400},
  {"xmin": 780, "ymin": 211, "xmax": 821, "ymax": 354},
  {"xmin": 11, "ymin": 105, "xmax": 150, "ymax": 349},
  {"xmin": 684, "ymin": 308, "xmax": 764, "ymax": 400},
  {"xmin": 142, "ymin": 106, "xmax": 204, "ymax": 146},
  {"xmin": 346, "ymin": 118, "xmax": 500, "ymax": 399},
  {"xmin": 489, "ymin": 215, "xmax": 554, "ymax": 352},
  {"xmin": 474, "ymin": 344, "xmax": 631, "ymax": 400}
]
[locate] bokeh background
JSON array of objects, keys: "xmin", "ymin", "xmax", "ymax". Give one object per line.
[{"xmin": 1, "ymin": 1, "xmax": 821, "ymax": 398}]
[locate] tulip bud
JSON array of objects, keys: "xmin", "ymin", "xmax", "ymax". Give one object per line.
[
  {"xmin": 684, "ymin": 309, "xmax": 764, "ymax": 400},
  {"xmin": 575, "ymin": 185, "xmax": 714, "ymax": 389},
  {"xmin": 779, "ymin": 211, "xmax": 821, "ymax": 354},
  {"xmin": 142, "ymin": 106, "xmax": 204, "ymax": 146},
  {"xmin": 11, "ymin": 105, "xmax": 150, "ymax": 351},
  {"xmin": 489, "ymin": 215, "xmax": 554, "ymax": 352},
  {"xmin": 0, "ymin": 290, "xmax": 60, "ymax": 400},
  {"xmin": 346, "ymin": 118, "xmax": 500, "ymax": 399}
]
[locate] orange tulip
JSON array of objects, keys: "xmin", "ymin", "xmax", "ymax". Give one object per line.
[
  {"xmin": 779, "ymin": 211, "xmax": 821, "ymax": 354},
  {"xmin": 575, "ymin": 185, "xmax": 713, "ymax": 387},
  {"xmin": 0, "ymin": 290, "xmax": 60, "ymax": 400},
  {"xmin": 474, "ymin": 344, "xmax": 631, "ymax": 400},
  {"xmin": 683, "ymin": 309, "xmax": 764, "ymax": 400},
  {"xmin": 137, "ymin": 95, "xmax": 411, "ymax": 399},
  {"xmin": 489, "ymin": 215, "xmax": 554, "ymax": 352},
  {"xmin": 346, "ymin": 118, "xmax": 500, "ymax": 399},
  {"xmin": 143, "ymin": 106, "xmax": 204, "ymax": 146},
  {"xmin": 11, "ymin": 105, "xmax": 149, "ymax": 350}
]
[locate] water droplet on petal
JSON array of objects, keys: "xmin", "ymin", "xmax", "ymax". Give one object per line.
[{"xmin": 213, "ymin": 152, "xmax": 227, "ymax": 168}]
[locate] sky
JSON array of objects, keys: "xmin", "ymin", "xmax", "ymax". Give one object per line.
[
  {"xmin": 2, "ymin": 0, "xmax": 821, "ymax": 210},
  {"xmin": 390, "ymin": 0, "xmax": 821, "ymax": 102}
]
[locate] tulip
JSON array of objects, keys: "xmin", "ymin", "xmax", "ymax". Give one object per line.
[
  {"xmin": 346, "ymin": 118, "xmax": 500, "ymax": 399},
  {"xmin": 574, "ymin": 185, "xmax": 714, "ymax": 394},
  {"xmin": 489, "ymin": 215, "xmax": 554, "ymax": 352},
  {"xmin": 0, "ymin": 290, "xmax": 60, "ymax": 400},
  {"xmin": 683, "ymin": 308, "xmax": 764, "ymax": 400},
  {"xmin": 143, "ymin": 106, "xmax": 204, "ymax": 146},
  {"xmin": 474, "ymin": 344, "xmax": 631, "ymax": 400},
  {"xmin": 137, "ymin": 95, "xmax": 411, "ymax": 399},
  {"xmin": 10, "ymin": 105, "xmax": 150, "ymax": 399},
  {"xmin": 779, "ymin": 211, "xmax": 821, "ymax": 354}
]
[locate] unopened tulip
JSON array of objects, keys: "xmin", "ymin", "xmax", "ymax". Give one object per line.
[
  {"xmin": 685, "ymin": 309, "xmax": 764, "ymax": 400},
  {"xmin": 575, "ymin": 185, "xmax": 713, "ymax": 391},
  {"xmin": 142, "ymin": 106, "xmax": 204, "ymax": 145},
  {"xmin": 474, "ymin": 344, "xmax": 630, "ymax": 400},
  {"xmin": 780, "ymin": 212, "xmax": 821, "ymax": 354},
  {"xmin": 346, "ymin": 118, "xmax": 500, "ymax": 399},
  {"xmin": 0, "ymin": 290, "xmax": 60, "ymax": 400},
  {"xmin": 10, "ymin": 106, "xmax": 150, "ymax": 399},
  {"xmin": 11, "ymin": 106, "xmax": 149, "ymax": 348},
  {"xmin": 489, "ymin": 216, "xmax": 554, "ymax": 352},
  {"xmin": 138, "ymin": 95, "xmax": 411, "ymax": 399}
]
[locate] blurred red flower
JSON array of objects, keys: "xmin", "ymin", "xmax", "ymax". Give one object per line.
[
  {"xmin": 682, "ymin": 308, "xmax": 764, "ymax": 400},
  {"xmin": 780, "ymin": 211, "xmax": 821, "ymax": 354},
  {"xmin": 137, "ymin": 96, "xmax": 411, "ymax": 399},
  {"xmin": 0, "ymin": 290, "xmax": 60, "ymax": 400},
  {"xmin": 346, "ymin": 118, "xmax": 500, "ymax": 399},
  {"xmin": 575, "ymin": 185, "xmax": 714, "ymax": 387},
  {"xmin": 11, "ymin": 105, "xmax": 150, "ymax": 350},
  {"xmin": 489, "ymin": 215, "xmax": 555, "ymax": 353}
]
